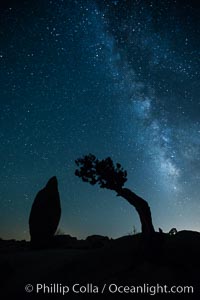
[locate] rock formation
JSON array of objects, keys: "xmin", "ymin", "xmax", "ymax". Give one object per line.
[{"xmin": 29, "ymin": 176, "xmax": 61, "ymax": 248}]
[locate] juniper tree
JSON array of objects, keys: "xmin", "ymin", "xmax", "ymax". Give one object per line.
[{"xmin": 75, "ymin": 154, "xmax": 155, "ymax": 235}]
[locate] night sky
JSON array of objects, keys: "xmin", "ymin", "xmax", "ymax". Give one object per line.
[{"xmin": 0, "ymin": 0, "xmax": 200, "ymax": 241}]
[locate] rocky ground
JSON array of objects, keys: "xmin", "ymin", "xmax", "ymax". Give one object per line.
[{"xmin": 0, "ymin": 231, "xmax": 200, "ymax": 299}]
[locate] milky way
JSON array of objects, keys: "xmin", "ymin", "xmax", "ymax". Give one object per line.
[{"xmin": 0, "ymin": 0, "xmax": 200, "ymax": 240}]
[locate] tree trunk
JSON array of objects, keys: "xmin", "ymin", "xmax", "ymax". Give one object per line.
[{"xmin": 116, "ymin": 188, "xmax": 155, "ymax": 235}]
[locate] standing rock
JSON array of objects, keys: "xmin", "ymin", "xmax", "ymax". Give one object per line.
[{"xmin": 29, "ymin": 176, "xmax": 61, "ymax": 248}]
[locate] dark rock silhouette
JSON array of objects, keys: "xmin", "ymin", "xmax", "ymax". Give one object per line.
[
  {"xmin": 86, "ymin": 235, "xmax": 110, "ymax": 248},
  {"xmin": 29, "ymin": 176, "xmax": 61, "ymax": 248},
  {"xmin": 53, "ymin": 234, "xmax": 77, "ymax": 248},
  {"xmin": 53, "ymin": 234, "xmax": 110, "ymax": 249},
  {"xmin": 75, "ymin": 154, "xmax": 155, "ymax": 235},
  {"xmin": 169, "ymin": 228, "xmax": 178, "ymax": 235}
]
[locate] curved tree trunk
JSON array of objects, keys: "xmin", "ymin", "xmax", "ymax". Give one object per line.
[{"xmin": 116, "ymin": 188, "xmax": 155, "ymax": 235}]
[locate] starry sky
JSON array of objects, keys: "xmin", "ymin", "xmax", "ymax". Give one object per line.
[{"xmin": 0, "ymin": 0, "xmax": 200, "ymax": 240}]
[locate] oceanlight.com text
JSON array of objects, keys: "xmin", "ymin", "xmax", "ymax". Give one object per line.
[{"xmin": 25, "ymin": 283, "xmax": 194, "ymax": 296}]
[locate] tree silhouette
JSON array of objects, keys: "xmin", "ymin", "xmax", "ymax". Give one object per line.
[{"xmin": 75, "ymin": 154, "xmax": 155, "ymax": 235}]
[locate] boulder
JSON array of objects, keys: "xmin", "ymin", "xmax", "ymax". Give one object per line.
[
  {"xmin": 86, "ymin": 235, "xmax": 110, "ymax": 248},
  {"xmin": 29, "ymin": 176, "xmax": 61, "ymax": 248}
]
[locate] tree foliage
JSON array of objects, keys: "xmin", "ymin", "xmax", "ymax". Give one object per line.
[{"xmin": 75, "ymin": 153, "xmax": 127, "ymax": 191}]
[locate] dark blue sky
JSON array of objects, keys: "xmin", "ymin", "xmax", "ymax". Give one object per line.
[{"xmin": 0, "ymin": 0, "xmax": 200, "ymax": 240}]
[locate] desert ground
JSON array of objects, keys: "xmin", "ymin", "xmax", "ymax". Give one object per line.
[{"xmin": 1, "ymin": 231, "xmax": 200, "ymax": 299}]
